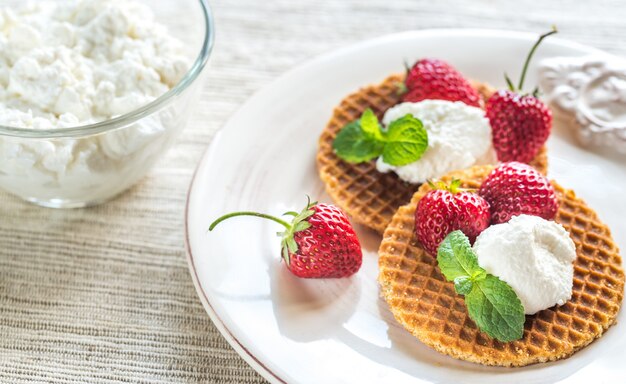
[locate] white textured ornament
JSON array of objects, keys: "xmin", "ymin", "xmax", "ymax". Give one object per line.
[{"xmin": 539, "ymin": 55, "xmax": 626, "ymax": 153}]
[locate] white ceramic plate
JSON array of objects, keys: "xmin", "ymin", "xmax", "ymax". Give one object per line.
[{"xmin": 185, "ymin": 30, "xmax": 626, "ymax": 384}]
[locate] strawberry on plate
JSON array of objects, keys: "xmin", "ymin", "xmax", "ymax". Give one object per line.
[
  {"xmin": 415, "ymin": 180, "xmax": 490, "ymax": 256},
  {"xmin": 486, "ymin": 27, "xmax": 557, "ymax": 163},
  {"xmin": 479, "ymin": 162, "xmax": 558, "ymax": 225},
  {"xmin": 403, "ymin": 58, "xmax": 482, "ymax": 107},
  {"xmin": 209, "ymin": 198, "xmax": 362, "ymax": 278}
]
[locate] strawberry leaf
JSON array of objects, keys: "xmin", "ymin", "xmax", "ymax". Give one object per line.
[
  {"xmin": 396, "ymin": 81, "xmax": 408, "ymax": 96},
  {"xmin": 381, "ymin": 114, "xmax": 428, "ymax": 166},
  {"xmin": 278, "ymin": 199, "xmax": 318, "ymax": 268},
  {"xmin": 286, "ymin": 237, "xmax": 298, "ymax": 253},
  {"xmin": 281, "ymin": 244, "xmax": 290, "ymax": 266},
  {"xmin": 449, "ymin": 179, "xmax": 462, "ymax": 193},
  {"xmin": 294, "ymin": 221, "xmax": 311, "ymax": 232}
]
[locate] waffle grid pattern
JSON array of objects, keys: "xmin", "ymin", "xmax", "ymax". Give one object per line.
[
  {"xmin": 378, "ymin": 165, "xmax": 624, "ymax": 366},
  {"xmin": 317, "ymin": 75, "xmax": 548, "ymax": 234},
  {"xmin": 317, "ymin": 74, "xmax": 409, "ymax": 233}
]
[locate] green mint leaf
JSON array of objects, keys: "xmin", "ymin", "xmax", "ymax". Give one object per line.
[
  {"xmin": 436, "ymin": 231, "xmax": 525, "ymax": 342},
  {"xmin": 332, "ymin": 120, "xmax": 385, "ymax": 163},
  {"xmin": 437, "ymin": 231, "xmax": 484, "ymax": 281},
  {"xmin": 454, "ymin": 276, "xmax": 473, "ymax": 295},
  {"xmin": 359, "ymin": 109, "xmax": 384, "ymax": 141},
  {"xmin": 465, "ymin": 275, "xmax": 525, "ymax": 342},
  {"xmin": 381, "ymin": 114, "xmax": 428, "ymax": 166},
  {"xmin": 471, "ymin": 269, "xmax": 487, "ymax": 282},
  {"xmin": 333, "ymin": 110, "xmax": 428, "ymax": 165}
]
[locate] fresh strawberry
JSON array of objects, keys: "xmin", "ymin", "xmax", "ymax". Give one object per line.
[
  {"xmin": 403, "ymin": 58, "xmax": 481, "ymax": 107},
  {"xmin": 415, "ymin": 180, "xmax": 491, "ymax": 256},
  {"xmin": 487, "ymin": 91, "xmax": 551, "ymax": 163},
  {"xmin": 486, "ymin": 28, "xmax": 557, "ymax": 163},
  {"xmin": 479, "ymin": 162, "xmax": 558, "ymax": 224},
  {"xmin": 209, "ymin": 198, "xmax": 362, "ymax": 278}
]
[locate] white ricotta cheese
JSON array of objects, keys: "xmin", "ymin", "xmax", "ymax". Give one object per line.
[
  {"xmin": 0, "ymin": 0, "xmax": 187, "ymax": 127},
  {"xmin": 473, "ymin": 215, "xmax": 577, "ymax": 315},
  {"xmin": 375, "ymin": 100, "xmax": 496, "ymax": 184},
  {"xmin": 0, "ymin": 0, "xmax": 190, "ymax": 205}
]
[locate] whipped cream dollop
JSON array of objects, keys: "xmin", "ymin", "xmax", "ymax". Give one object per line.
[
  {"xmin": 473, "ymin": 215, "xmax": 576, "ymax": 315},
  {"xmin": 375, "ymin": 100, "xmax": 495, "ymax": 184}
]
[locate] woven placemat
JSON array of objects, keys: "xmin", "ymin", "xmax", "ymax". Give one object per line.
[{"xmin": 1, "ymin": 0, "xmax": 625, "ymax": 382}]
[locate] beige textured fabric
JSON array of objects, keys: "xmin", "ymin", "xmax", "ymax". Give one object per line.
[{"xmin": 1, "ymin": 0, "xmax": 625, "ymax": 382}]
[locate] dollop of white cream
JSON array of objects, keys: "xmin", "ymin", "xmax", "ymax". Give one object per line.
[
  {"xmin": 375, "ymin": 100, "xmax": 495, "ymax": 184},
  {"xmin": 473, "ymin": 215, "xmax": 577, "ymax": 315}
]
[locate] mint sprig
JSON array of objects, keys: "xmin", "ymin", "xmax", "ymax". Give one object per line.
[
  {"xmin": 437, "ymin": 231, "xmax": 525, "ymax": 342},
  {"xmin": 332, "ymin": 109, "xmax": 428, "ymax": 166}
]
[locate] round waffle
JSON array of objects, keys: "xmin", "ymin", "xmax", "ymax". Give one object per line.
[
  {"xmin": 317, "ymin": 75, "xmax": 548, "ymax": 234},
  {"xmin": 378, "ymin": 165, "xmax": 625, "ymax": 367}
]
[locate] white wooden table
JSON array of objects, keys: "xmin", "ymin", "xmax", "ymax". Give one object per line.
[{"xmin": 1, "ymin": 0, "xmax": 624, "ymax": 382}]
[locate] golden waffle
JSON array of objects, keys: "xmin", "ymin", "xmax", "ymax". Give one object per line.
[
  {"xmin": 378, "ymin": 165, "xmax": 625, "ymax": 367},
  {"xmin": 317, "ymin": 75, "xmax": 548, "ymax": 234}
]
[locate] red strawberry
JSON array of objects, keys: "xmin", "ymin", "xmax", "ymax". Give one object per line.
[
  {"xmin": 415, "ymin": 180, "xmax": 491, "ymax": 256},
  {"xmin": 403, "ymin": 58, "xmax": 481, "ymax": 107},
  {"xmin": 479, "ymin": 162, "xmax": 558, "ymax": 225},
  {"xmin": 487, "ymin": 91, "xmax": 551, "ymax": 163},
  {"xmin": 209, "ymin": 198, "xmax": 362, "ymax": 278},
  {"xmin": 486, "ymin": 28, "xmax": 557, "ymax": 163}
]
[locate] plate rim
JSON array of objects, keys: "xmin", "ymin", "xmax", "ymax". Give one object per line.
[
  {"xmin": 184, "ymin": 133, "xmax": 285, "ymax": 384},
  {"xmin": 184, "ymin": 28, "xmax": 608, "ymax": 384}
]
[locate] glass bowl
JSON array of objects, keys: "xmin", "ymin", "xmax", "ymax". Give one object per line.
[{"xmin": 0, "ymin": 0, "xmax": 214, "ymax": 208}]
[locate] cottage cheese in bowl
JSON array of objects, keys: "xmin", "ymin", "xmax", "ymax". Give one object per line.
[{"xmin": 0, "ymin": 0, "xmax": 209, "ymax": 207}]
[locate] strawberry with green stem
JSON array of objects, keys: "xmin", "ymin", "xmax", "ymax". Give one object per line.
[
  {"xmin": 486, "ymin": 27, "xmax": 558, "ymax": 163},
  {"xmin": 209, "ymin": 197, "xmax": 362, "ymax": 278},
  {"xmin": 415, "ymin": 179, "xmax": 491, "ymax": 256}
]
